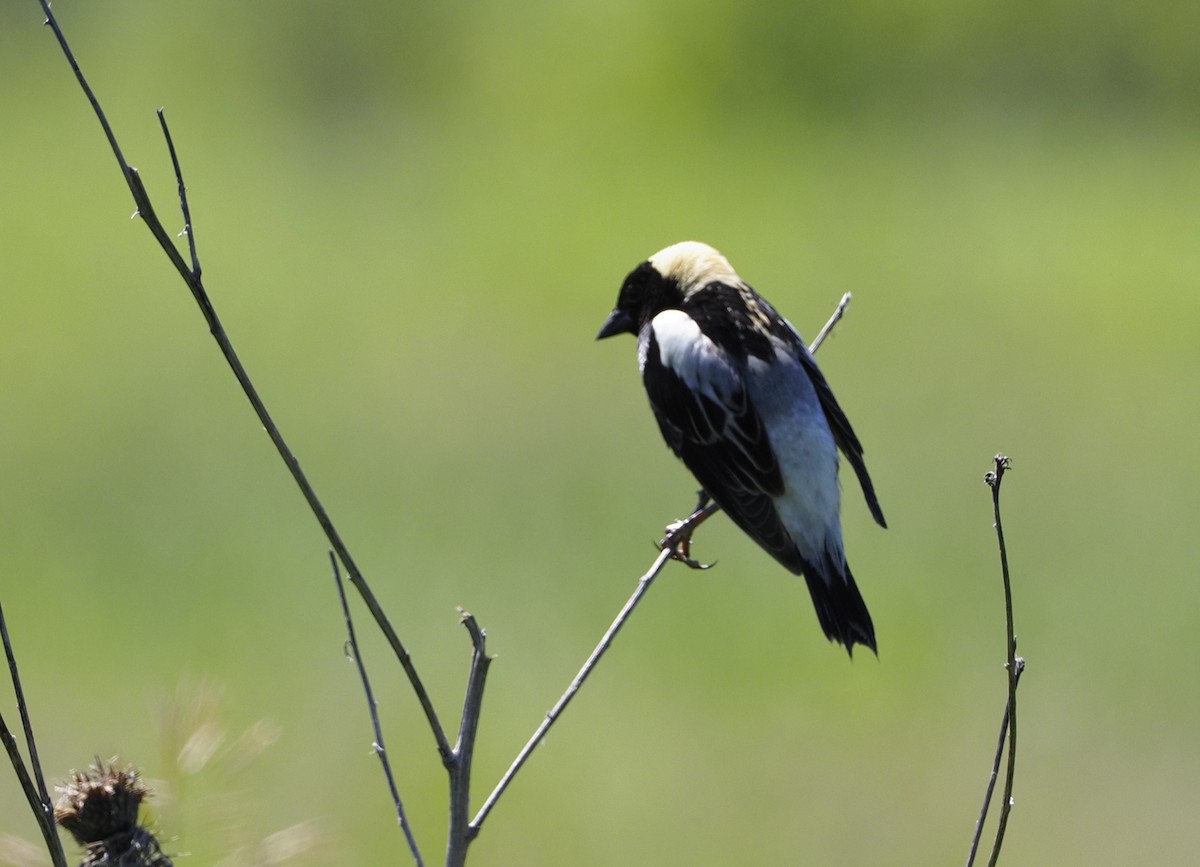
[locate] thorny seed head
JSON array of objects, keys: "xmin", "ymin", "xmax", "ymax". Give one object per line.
[
  {"xmin": 55, "ymin": 761, "xmax": 174, "ymax": 867},
  {"xmin": 55, "ymin": 761, "xmax": 147, "ymax": 844}
]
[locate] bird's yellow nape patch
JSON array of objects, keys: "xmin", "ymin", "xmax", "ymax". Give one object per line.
[{"xmin": 648, "ymin": 241, "xmax": 740, "ymax": 295}]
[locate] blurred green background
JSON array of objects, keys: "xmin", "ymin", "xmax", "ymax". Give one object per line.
[{"xmin": 2, "ymin": 1, "xmax": 1198, "ymax": 864}]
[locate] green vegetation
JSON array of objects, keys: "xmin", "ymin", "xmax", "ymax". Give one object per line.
[{"xmin": 2, "ymin": 2, "xmax": 1197, "ymax": 864}]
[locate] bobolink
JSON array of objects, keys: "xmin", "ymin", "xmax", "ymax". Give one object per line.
[{"xmin": 598, "ymin": 241, "xmax": 886, "ymax": 655}]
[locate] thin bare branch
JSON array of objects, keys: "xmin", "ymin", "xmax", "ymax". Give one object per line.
[
  {"xmin": 37, "ymin": 0, "xmax": 453, "ymax": 762},
  {"xmin": 0, "ymin": 602, "xmax": 68, "ymax": 867},
  {"xmin": 966, "ymin": 655, "xmax": 1025, "ymax": 867},
  {"xmin": 157, "ymin": 109, "xmax": 201, "ymax": 278},
  {"xmin": 809, "ymin": 291, "xmax": 851, "ymax": 353},
  {"xmin": 985, "ymin": 454, "xmax": 1020, "ymax": 866},
  {"xmin": 331, "ymin": 553, "xmax": 424, "ymax": 867},
  {"xmin": 966, "ymin": 455, "xmax": 1024, "ymax": 867},
  {"xmin": 468, "ymin": 544, "xmax": 675, "ymax": 838},
  {"xmin": 0, "ymin": 607, "xmax": 49, "ymax": 810}
]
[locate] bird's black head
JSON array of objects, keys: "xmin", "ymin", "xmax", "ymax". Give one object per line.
[
  {"xmin": 598, "ymin": 242, "xmax": 739, "ymax": 341},
  {"xmin": 598, "ymin": 261, "xmax": 660, "ymax": 339},
  {"xmin": 597, "ymin": 259, "xmax": 684, "ymax": 341}
]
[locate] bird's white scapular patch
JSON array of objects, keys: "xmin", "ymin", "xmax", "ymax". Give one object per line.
[
  {"xmin": 649, "ymin": 241, "xmax": 741, "ymax": 296},
  {"xmin": 647, "ymin": 309, "xmax": 741, "ymax": 403}
]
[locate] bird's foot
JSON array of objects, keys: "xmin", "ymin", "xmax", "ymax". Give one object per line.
[
  {"xmin": 658, "ymin": 494, "xmax": 720, "ymax": 570},
  {"xmin": 660, "ymin": 518, "xmax": 712, "ymax": 570}
]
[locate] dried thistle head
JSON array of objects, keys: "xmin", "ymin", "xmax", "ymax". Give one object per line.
[
  {"xmin": 55, "ymin": 761, "xmax": 148, "ymax": 845},
  {"xmin": 55, "ymin": 760, "xmax": 172, "ymax": 866}
]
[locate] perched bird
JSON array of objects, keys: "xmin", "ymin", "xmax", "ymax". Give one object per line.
[{"xmin": 597, "ymin": 241, "xmax": 887, "ymax": 655}]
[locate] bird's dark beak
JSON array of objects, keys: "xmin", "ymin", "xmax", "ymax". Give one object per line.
[{"xmin": 596, "ymin": 308, "xmax": 634, "ymax": 340}]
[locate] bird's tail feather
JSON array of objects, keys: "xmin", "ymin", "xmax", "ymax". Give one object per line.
[{"xmin": 800, "ymin": 558, "xmax": 876, "ymax": 657}]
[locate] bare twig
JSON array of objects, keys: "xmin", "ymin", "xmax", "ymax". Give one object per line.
[
  {"xmin": 965, "ymin": 454, "xmax": 1024, "ymax": 867},
  {"xmin": 0, "ymin": 602, "xmax": 68, "ymax": 867},
  {"xmin": 1, "ymin": 606, "xmax": 51, "ymax": 811},
  {"xmin": 985, "ymin": 454, "xmax": 1020, "ymax": 866},
  {"xmin": 468, "ymin": 544, "xmax": 676, "ymax": 838},
  {"xmin": 158, "ymin": 110, "xmax": 201, "ymax": 277},
  {"xmin": 809, "ymin": 291, "xmax": 851, "ymax": 353},
  {"xmin": 330, "ymin": 554, "xmax": 423, "ymax": 866},
  {"xmin": 966, "ymin": 654, "xmax": 1025, "ymax": 867},
  {"xmin": 37, "ymin": 0, "xmax": 453, "ymax": 762},
  {"xmin": 446, "ymin": 613, "xmax": 491, "ymax": 867}
]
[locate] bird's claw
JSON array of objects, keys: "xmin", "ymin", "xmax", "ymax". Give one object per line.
[
  {"xmin": 672, "ymin": 549, "xmax": 716, "ymax": 570},
  {"xmin": 658, "ymin": 517, "xmax": 716, "ymax": 570}
]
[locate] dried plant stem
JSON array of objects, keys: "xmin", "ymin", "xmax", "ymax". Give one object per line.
[
  {"xmin": 469, "ymin": 545, "xmax": 675, "ymax": 837},
  {"xmin": 809, "ymin": 292, "xmax": 851, "ymax": 353},
  {"xmin": 966, "ymin": 657, "xmax": 1025, "ymax": 867},
  {"xmin": 37, "ymin": 0, "xmax": 452, "ymax": 762},
  {"xmin": 0, "ymin": 602, "xmax": 68, "ymax": 867},
  {"xmin": 331, "ymin": 554, "xmax": 423, "ymax": 866},
  {"xmin": 446, "ymin": 614, "xmax": 491, "ymax": 867},
  {"xmin": 966, "ymin": 455, "xmax": 1024, "ymax": 867},
  {"xmin": 985, "ymin": 454, "xmax": 1020, "ymax": 866}
]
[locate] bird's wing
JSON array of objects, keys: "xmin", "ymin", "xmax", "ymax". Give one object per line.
[
  {"xmin": 793, "ymin": 344, "xmax": 888, "ymax": 529},
  {"xmin": 642, "ymin": 309, "xmax": 802, "ymax": 567}
]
